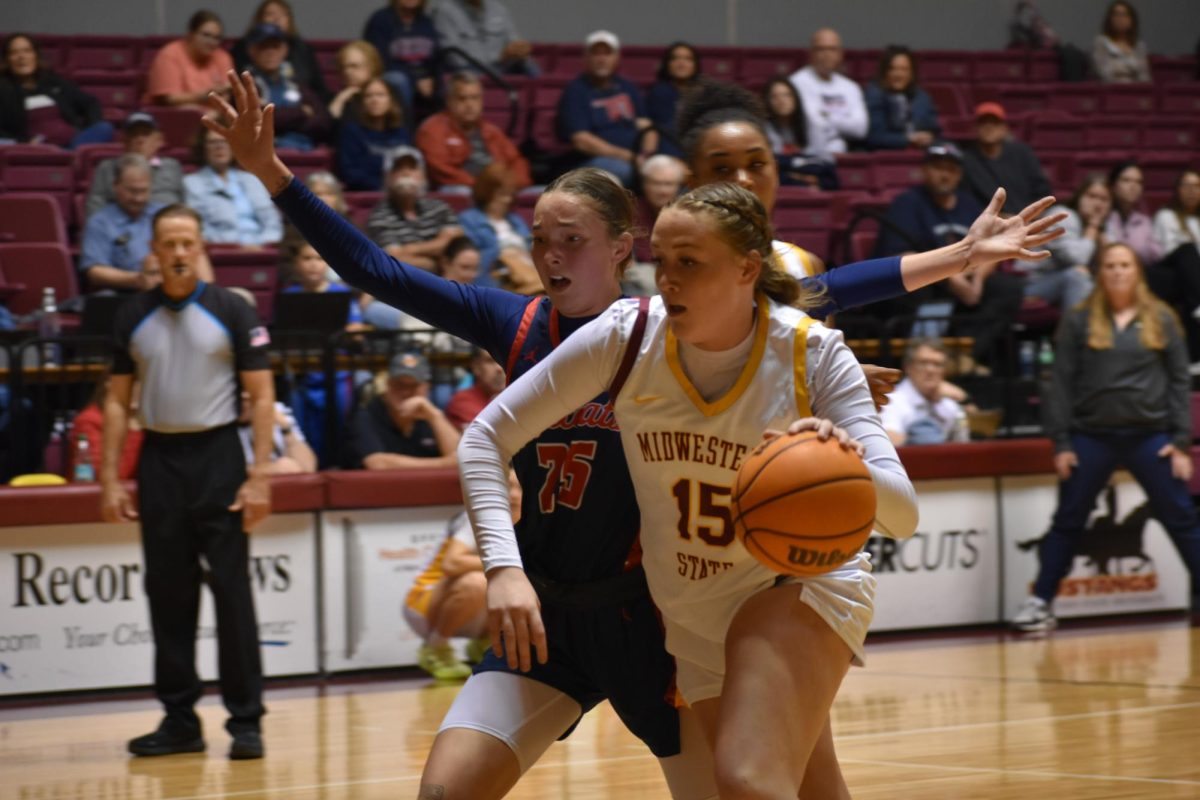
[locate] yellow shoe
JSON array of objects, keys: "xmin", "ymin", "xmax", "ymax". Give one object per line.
[{"xmin": 417, "ymin": 644, "xmax": 472, "ymax": 681}]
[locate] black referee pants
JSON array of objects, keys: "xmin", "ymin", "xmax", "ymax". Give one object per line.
[{"xmin": 138, "ymin": 424, "xmax": 264, "ymax": 735}]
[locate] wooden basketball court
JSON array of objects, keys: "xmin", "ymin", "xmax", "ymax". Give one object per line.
[{"xmin": 3, "ymin": 619, "xmax": 1199, "ymax": 799}]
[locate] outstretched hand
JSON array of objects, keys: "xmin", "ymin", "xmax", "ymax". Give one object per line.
[
  {"xmin": 203, "ymin": 71, "xmax": 292, "ymax": 194},
  {"xmin": 963, "ymin": 189, "xmax": 1067, "ymax": 271}
]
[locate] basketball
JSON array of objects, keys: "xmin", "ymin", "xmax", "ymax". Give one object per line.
[{"xmin": 733, "ymin": 432, "xmax": 877, "ymax": 576}]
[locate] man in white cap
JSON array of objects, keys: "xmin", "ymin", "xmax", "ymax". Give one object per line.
[
  {"xmin": 556, "ymin": 30, "xmax": 656, "ymax": 187},
  {"xmin": 366, "ymin": 146, "xmax": 464, "ymax": 271}
]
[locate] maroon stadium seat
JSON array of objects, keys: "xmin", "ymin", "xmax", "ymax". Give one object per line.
[
  {"xmin": 833, "ymin": 153, "xmax": 875, "ymax": 193},
  {"xmin": 739, "ymin": 49, "xmax": 803, "ymax": 85},
  {"xmin": 850, "ymin": 229, "xmax": 878, "ymax": 262},
  {"xmin": 1027, "ymin": 51, "xmax": 1059, "ymax": 82},
  {"xmin": 1029, "ymin": 118, "xmax": 1085, "ymax": 150},
  {"xmin": 1159, "ymin": 84, "xmax": 1200, "ymax": 114},
  {"xmin": 1045, "ymin": 83, "xmax": 1103, "ymax": 115},
  {"xmin": 66, "ymin": 36, "xmax": 139, "ymax": 72},
  {"xmin": 1084, "ymin": 118, "xmax": 1142, "ymax": 149},
  {"xmin": 1101, "ymin": 84, "xmax": 1156, "ymax": 114},
  {"xmin": 0, "ymin": 147, "xmax": 75, "ymax": 226},
  {"xmin": 1143, "ymin": 119, "xmax": 1197, "ymax": 149},
  {"xmin": 73, "ymin": 71, "xmax": 140, "ymax": 121},
  {"xmin": 0, "ymin": 193, "xmax": 67, "ymax": 244},
  {"xmin": 147, "ymin": 107, "xmax": 205, "ymax": 149},
  {"xmin": 1150, "ymin": 56, "xmax": 1197, "ymax": 83},
  {"xmin": 971, "ymin": 51, "xmax": 1026, "ymax": 82},
  {"xmin": 697, "ymin": 47, "xmax": 740, "ymax": 81},
  {"xmin": 925, "ymin": 84, "xmax": 967, "ymax": 117},
  {"xmin": 996, "ymin": 86, "xmax": 1050, "ymax": 115},
  {"xmin": 871, "ymin": 153, "xmax": 923, "ymax": 193},
  {"xmin": 919, "ymin": 51, "xmax": 970, "ymax": 82},
  {"xmin": 0, "ymin": 243, "xmax": 79, "ymax": 315}
]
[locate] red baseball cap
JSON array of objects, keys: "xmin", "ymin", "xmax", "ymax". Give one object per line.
[{"xmin": 974, "ymin": 102, "xmax": 1007, "ymax": 121}]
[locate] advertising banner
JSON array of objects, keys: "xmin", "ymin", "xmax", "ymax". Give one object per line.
[
  {"xmin": 870, "ymin": 478, "xmax": 1002, "ymax": 631},
  {"xmin": 0, "ymin": 513, "xmax": 318, "ymax": 695},
  {"xmin": 320, "ymin": 506, "xmax": 462, "ymax": 672},
  {"xmin": 1000, "ymin": 474, "xmax": 1190, "ymax": 620}
]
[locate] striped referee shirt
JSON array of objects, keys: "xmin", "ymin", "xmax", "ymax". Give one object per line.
[
  {"xmin": 111, "ymin": 282, "xmax": 271, "ymax": 433},
  {"xmin": 366, "ymin": 197, "xmax": 460, "ymax": 248}
]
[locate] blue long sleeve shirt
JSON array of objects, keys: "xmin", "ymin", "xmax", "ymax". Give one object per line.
[{"xmin": 272, "ymin": 178, "xmax": 906, "ymax": 359}]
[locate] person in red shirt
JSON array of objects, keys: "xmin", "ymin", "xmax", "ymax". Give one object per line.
[
  {"xmin": 444, "ymin": 347, "xmax": 505, "ymax": 430},
  {"xmin": 414, "ymin": 72, "xmax": 530, "ymax": 191},
  {"xmin": 71, "ymin": 375, "xmax": 143, "ymax": 480}
]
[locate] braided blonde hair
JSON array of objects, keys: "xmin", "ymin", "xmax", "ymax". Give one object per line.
[{"xmin": 666, "ymin": 182, "xmax": 826, "ymax": 309}]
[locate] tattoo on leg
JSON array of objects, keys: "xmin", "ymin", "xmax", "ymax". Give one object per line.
[{"xmin": 418, "ymin": 785, "xmax": 446, "ymax": 800}]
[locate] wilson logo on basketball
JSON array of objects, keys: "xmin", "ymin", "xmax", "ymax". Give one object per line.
[{"xmin": 787, "ymin": 546, "xmax": 855, "ymax": 568}]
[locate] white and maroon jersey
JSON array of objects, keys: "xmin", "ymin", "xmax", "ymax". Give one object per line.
[
  {"xmin": 460, "ymin": 295, "xmax": 917, "ymax": 635},
  {"xmin": 773, "ymin": 239, "xmax": 817, "ymax": 280}
]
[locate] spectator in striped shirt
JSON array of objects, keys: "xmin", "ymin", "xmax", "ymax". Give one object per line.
[{"xmin": 366, "ymin": 146, "xmax": 463, "ymax": 270}]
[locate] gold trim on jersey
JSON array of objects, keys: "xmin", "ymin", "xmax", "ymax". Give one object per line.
[
  {"xmin": 793, "ymin": 315, "xmax": 815, "ymax": 418},
  {"xmin": 665, "ymin": 295, "xmax": 770, "ymax": 417}
]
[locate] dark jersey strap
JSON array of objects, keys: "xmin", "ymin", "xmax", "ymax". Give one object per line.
[
  {"xmin": 608, "ymin": 296, "xmax": 650, "ymax": 400},
  {"xmin": 504, "ymin": 296, "xmax": 546, "ymax": 382}
]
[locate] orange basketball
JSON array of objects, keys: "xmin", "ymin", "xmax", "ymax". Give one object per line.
[{"xmin": 732, "ymin": 432, "xmax": 876, "ymax": 576}]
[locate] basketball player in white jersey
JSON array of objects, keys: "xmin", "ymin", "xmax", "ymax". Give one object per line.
[{"xmin": 458, "ymin": 182, "xmax": 1064, "ymax": 797}]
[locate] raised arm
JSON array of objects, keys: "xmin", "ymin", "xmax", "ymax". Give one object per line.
[
  {"xmin": 202, "ymin": 70, "xmax": 523, "ymax": 349},
  {"xmin": 803, "ymin": 189, "xmax": 1066, "ymax": 318}
]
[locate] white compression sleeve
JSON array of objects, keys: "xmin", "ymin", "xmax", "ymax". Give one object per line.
[
  {"xmin": 807, "ymin": 327, "xmax": 919, "ymax": 539},
  {"xmin": 458, "ymin": 302, "xmax": 630, "ymax": 572}
]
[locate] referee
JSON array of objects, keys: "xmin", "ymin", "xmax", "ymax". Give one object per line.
[{"xmin": 101, "ymin": 204, "xmax": 273, "ymax": 760}]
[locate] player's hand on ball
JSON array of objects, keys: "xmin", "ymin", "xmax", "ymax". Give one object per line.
[
  {"xmin": 764, "ymin": 418, "xmax": 864, "ymax": 457},
  {"xmin": 486, "ymin": 566, "xmax": 547, "ymax": 672}
]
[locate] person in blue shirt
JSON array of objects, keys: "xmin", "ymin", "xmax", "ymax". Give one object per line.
[
  {"xmin": 874, "ymin": 142, "xmax": 1025, "ymax": 364},
  {"xmin": 204, "ymin": 70, "xmax": 1064, "ymax": 800},
  {"xmin": 458, "ymin": 163, "xmax": 531, "ymax": 288},
  {"xmin": 280, "ymin": 235, "xmax": 363, "ymax": 463},
  {"xmin": 245, "ymin": 23, "xmax": 329, "ymax": 150},
  {"xmin": 185, "ymin": 126, "xmax": 283, "ymax": 246},
  {"xmin": 864, "ymin": 46, "xmax": 942, "ymax": 151},
  {"xmin": 557, "ymin": 30, "xmax": 657, "ymax": 187},
  {"xmin": 80, "ymin": 155, "xmax": 163, "ymax": 293},
  {"xmin": 362, "ymin": 0, "xmax": 439, "ymax": 116},
  {"xmin": 335, "ymin": 77, "xmax": 411, "ymax": 191},
  {"xmin": 644, "ymin": 41, "xmax": 700, "ymax": 159}
]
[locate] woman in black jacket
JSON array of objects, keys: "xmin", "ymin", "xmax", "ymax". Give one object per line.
[
  {"xmin": 0, "ymin": 33, "xmax": 114, "ymax": 147},
  {"xmin": 231, "ymin": 0, "xmax": 329, "ymax": 103}
]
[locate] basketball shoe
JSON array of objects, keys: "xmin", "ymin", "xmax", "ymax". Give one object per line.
[
  {"xmin": 418, "ymin": 643, "xmax": 472, "ymax": 681},
  {"xmin": 1011, "ymin": 596, "xmax": 1057, "ymax": 632}
]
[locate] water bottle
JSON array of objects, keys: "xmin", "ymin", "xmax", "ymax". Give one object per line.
[
  {"xmin": 1037, "ymin": 338, "xmax": 1055, "ymax": 382},
  {"xmin": 72, "ymin": 434, "xmax": 96, "ymax": 483},
  {"xmin": 1018, "ymin": 340, "xmax": 1036, "ymax": 380},
  {"xmin": 37, "ymin": 287, "xmax": 61, "ymax": 366},
  {"xmin": 952, "ymin": 407, "xmax": 970, "ymax": 443}
]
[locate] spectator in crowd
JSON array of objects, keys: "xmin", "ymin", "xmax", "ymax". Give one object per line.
[
  {"xmin": 1106, "ymin": 161, "xmax": 1161, "ymax": 267},
  {"xmin": 629, "ymin": 154, "xmax": 686, "ymax": 288},
  {"xmin": 644, "ymin": 41, "xmax": 701, "ymax": 158},
  {"xmin": 245, "ymin": 22, "xmax": 330, "ymax": 151},
  {"xmin": 1013, "ymin": 243, "xmax": 1200, "ymax": 632},
  {"xmin": 415, "ymin": 72, "xmax": 531, "ymax": 192},
  {"xmin": 404, "ymin": 480, "xmax": 522, "ymax": 678},
  {"xmin": 336, "ymin": 77, "xmax": 411, "ymax": 191},
  {"xmin": 304, "ymin": 170, "xmax": 349, "ymax": 216},
  {"xmin": 185, "ymin": 125, "xmax": 283, "ymax": 246},
  {"xmin": 458, "ymin": 163, "xmax": 531, "ymax": 286},
  {"xmin": 557, "ymin": 30, "xmax": 657, "ymax": 187},
  {"xmin": 86, "ymin": 112, "xmax": 184, "ymax": 220},
  {"xmin": 1092, "ymin": 0, "xmax": 1151, "ymax": 83},
  {"xmin": 81, "ymin": 155, "xmax": 166, "ymax": 293},
  {"xmin": 761, "ymin": 78, "xmax": 835, "ymax": 189},
  {"xmin": 278, "ymin": 235, "xmax": 361, "ymax": 461},
  {"xmin": 865, "ymin": 45, "xmax": 941, "ymax": 151},
  {"xmin": 445, "ymin": 346, "xmax": 505, "ymax": 430},
  {"xmin": 71, "ymin": 374, "xmax": 143, "ymax": 481},
  {"xmin": 1148, "ymin": 169, "xmax": 1200, "ymax": 357},
  {"xmin": 143, "ymin": 10, "xmax": 235, "ymax": 107},
  {"xmin": 788, "ymin": 28, "xmax": 867, "ymax": 158},
  {"xmin": 362, "ymin": 0, "xmax": 439, "ymax": 114},
  {"xmin": 0, "ymin": 33, "xmax": 114, "ymax": 147},
  {"xmin": 232, "ymin": 0, "xmax": 328, "ymax": 103},
  {"xmin": 102, "ymin": 204, "xmax": 271, "ymax": 760},
  {"xmin": 328, "ymin": 40, "xmax": 383, "ymax": 120},
  {"xmin": 880, "ymin": 339, "xmax": 967, "ymax": 446},
  {"xmin": 874, "ymin": 142, "xmax": 1024, "ymax": 365},
  {"xmin": 430, "ymin": 0, "xmax": 537, "ymax": 76},
  {"xmin": 236, "ymin": 390, "xmax": 316, "ymax": 475},
  {"xmin": 961, "ymin": 102, "xmax": 1053, "ymax": 215},
  {"xmin": 437, "ymin": 235, "xmax": 482, "ymax": 284},
  {"xmin": 366, "ymin": 147, "xmax": 463, "ymax": 270},
  {"xmin": 1015, "ymin": 174, "xmax": 1109, "ymax": 312},
  {"xmin": 345, "ymin": 352, "xmax": 461, "ymax": 470}
]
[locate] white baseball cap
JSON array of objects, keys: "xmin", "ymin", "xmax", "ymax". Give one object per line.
[{"xmin": 585, "ymin": 30, "xmax": 620, "ymax": 51}]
